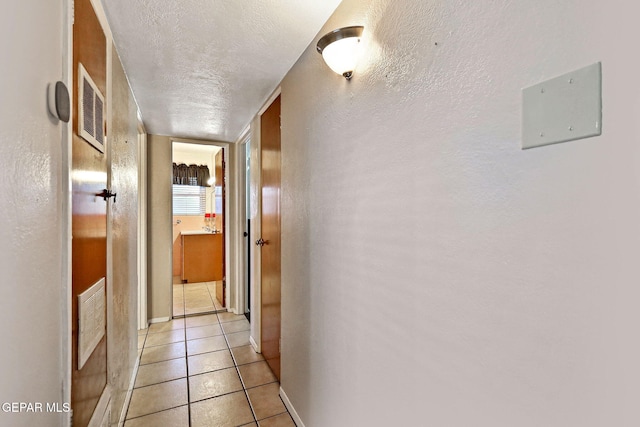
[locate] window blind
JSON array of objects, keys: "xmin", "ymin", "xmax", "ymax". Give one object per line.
[{"xmin": 172, "ymin": 185, "xmax": 206, "ymax": 215}]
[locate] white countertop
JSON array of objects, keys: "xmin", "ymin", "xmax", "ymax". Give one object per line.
[{"xmin": 180, "ymin": 230, "xmax": 218, "ymax": 236}]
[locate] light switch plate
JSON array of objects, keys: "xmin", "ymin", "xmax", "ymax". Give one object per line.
[{"xmin": 522, "ymin": 62, "xmax": 602, "ymax": 149}]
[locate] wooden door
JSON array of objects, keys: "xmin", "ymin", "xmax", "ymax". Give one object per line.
[
  {"xmin": 215, "ymin": 149, "xmax": 226, "ymax": 306},
  {"xmin": 260, "ymin": 95, "xmax": 282, "ymax": 379},
  {"xmin": 71, "ymin": 0, "xmax": 108, "ymax": 425}
]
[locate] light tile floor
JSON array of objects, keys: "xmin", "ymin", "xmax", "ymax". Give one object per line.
[
  {"xmin": 173, "ymin": 278, "xmax": 225, "ymax": 317},
  {"xmin": 129, "ymin": 313, "xmax": 296, "ymax": 427}
]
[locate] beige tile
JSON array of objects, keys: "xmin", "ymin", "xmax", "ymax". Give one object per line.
[
  {"xmin": 241, "ymin": 424, "xmax": 258, "ymax": 427},
  {"xmin": 126, "ymin": 378, "xmax": 188, "ymax": 419},
  {"xmin": 247, "ymin": 383, "xmax": 286, "ymax": 420},
  {"xmin": 238, "ymin": 361, "xmax": 277, "ymax": 389},
  {"xmin": 144, "ymin": 329, "xmax": 185, "ymax": 347},
  {"xmin": 138, "ymin": 328, "xmax": 148, "ymax": 336},
  {"xmin": 190, "ymin": 391, "xmax": 255, "ymax": 427},
  {"xmin": 185, "ymin": 306, "xmax": 215, "ymax": 316},
  {"xmin": 148, "ymin": 318, "xmax": 185, "ymax": 334},
  {"xmin": 141, "ymin": 341, "xmax": 186, "ymax": 365},
  {"xmin": 184, "ymin": 294, "xmax": 212, "ymax": 304},
  {"xmin": 188, "ymin": 350, "xmax": 235, "ymax": 375},
  {"xmin": 258, "ymin": 413, "xmax": 296, "ymax": 427},
  {"xmin": 186, "ymin": 324, "xmax": 224, "ymax": 340},
  {"xmin": 134, "ymin": 358, "xmax": 187, "ymax": 388},
  {"xmin": 137, "ymin": 335, "xmax": 146, "ymax": 350},
  {"xmin": 231, "ymin": 345, "xmax": 265, "ymax": 366},
  {"xmin": 184, "ymin": 289, "xmax": 209, "ymax": 298},
  {"xmin": 187, "ymin": 335, "xmax": 228, "ymax": 356},
  {"xmin": 217, "ymin": 312, "xmax": 248, "ymax": 323},
  {"xmin": 226, "ymin": 330, "xmax": 251, "ymax": 348},
  {"xmin": 189, "ymin": 367, "xmax": 243, "ymax": 402},
  {"xmin": 222, "ymin": 319, "xmax": 250, "ymax": 334},
  {"xmin": 124, "ymin": 405, "xmax": 189, "ymax": 427},
  {"xmin": 186, "ymin": 313, "xmax": 219, "ymax": 328},
  {"xmin": 184, "ymin": 301, "xmax": 213, "ymax": 310},
  {"xmin": 184, "ymin": 302, "xmax": 210, "ymax": 310}
]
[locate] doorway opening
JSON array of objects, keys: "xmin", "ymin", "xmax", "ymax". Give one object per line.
[
  {"xmin": 171, "ymin": 141, "xmax": 226, "ymax": 317},
  {"xmin": 243, "ymin": 135, "xmax": 251, "ymax": 322}
]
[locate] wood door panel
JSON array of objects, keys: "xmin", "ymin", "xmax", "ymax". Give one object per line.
[
  {"xmin": 260, "ymin": 95, "xmax": 282, "ymax": 380},
  {"xmin": 72, "ymin": 0, "xmax": 108, "ymax": 425}
]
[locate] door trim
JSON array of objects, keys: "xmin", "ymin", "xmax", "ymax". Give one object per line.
[
  {"xmin": 62, "ymin": 0, "xmax": 73, "ymax": 422},
  {"xmin": 232, "ymin": 128, "xmax": 251, "ymax": 316},
  {"xmin": 258, "ymin": 87, "xmax": 282, "ymax": 117},
  {"xmin": 137, "ymin": 124, "xmax": 148, "ymax": 329}
]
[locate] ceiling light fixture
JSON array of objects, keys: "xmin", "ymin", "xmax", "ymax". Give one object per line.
[{"xmin": 316, "ymin": 26, "xmax": 364, "ymax": 80}]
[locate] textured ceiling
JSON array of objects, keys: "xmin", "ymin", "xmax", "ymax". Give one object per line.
[{"xmin": 102, "ymin": 0, "xmax": 343, "ymax": 142}]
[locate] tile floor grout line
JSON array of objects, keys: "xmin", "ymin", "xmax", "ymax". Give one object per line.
[
  {"xmin": 183, "ymin": 317, "xmax": 193, "ymax": 427},
  {"xmin": 128, "ymin": 311, "xmax": 293, "ymax": 426},
  {"xmin": 218, "ymin": 311, "xmax": 260, "ymax": 426},
  {"xmin": 126, "ymin": 325, "xmax": 187, "ymax": 424}
]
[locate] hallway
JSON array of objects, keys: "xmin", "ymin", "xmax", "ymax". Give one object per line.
[
  {"xmin": 127, "ymin": 313, "xmax": 295, "ymax": 426},
  {"xmin": 6, "ymin": 0, "xmax": 640, "ymax": 425},
  {"xmin": 173, "ymin": 280, "xmax": 226, "ymax": 317}
]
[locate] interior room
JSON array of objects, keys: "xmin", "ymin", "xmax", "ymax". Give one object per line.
[{"xmin": 171, "ymin": 142, "xmax": 226, "ymax": 317}]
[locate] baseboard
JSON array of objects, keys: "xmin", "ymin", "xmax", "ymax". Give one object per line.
[
  {"xmin": 250, "ymin": 335, "xmax": 259, "ymax": 353},
  {"xmin": 118, "ymin": 354, "xmax": 141, "ymax": 426},
  {"xmin": 148, "ymin": 316, "xmax": 171, "ymax": 324},
  {"xmin": 279, "ymin": 387, "xmax": 305, "ymax": 427},
  {"xmin": 87, "ymin": 385, "xmax": 111, "ymax": 427}
]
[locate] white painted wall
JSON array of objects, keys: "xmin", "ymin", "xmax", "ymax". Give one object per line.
[
  {"xmin": 147, "ymin": 135, "xmax": 173, "ymax": 321},
  {"xmin": 0, "ymin": 0, "xmax": 68, "ymax": 426},
  {"xmin": 280, "ymin": 1, "xmax": 640, "ymax": 426}
]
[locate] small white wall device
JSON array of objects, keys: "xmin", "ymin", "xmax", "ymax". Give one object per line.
[{"xmin": 47, "ymin": 81, "xmax": 70, "ymax": 123}]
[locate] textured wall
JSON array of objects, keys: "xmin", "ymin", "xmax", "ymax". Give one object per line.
[
  {"xmin": 108, "ymin": 44, "xmax": 140, "ymax": 424},
  {"xmin": 280, "ymin": 1, "xmax": 640, "ymax": 426},
  {"xmin": 147, "ymin": 135, "xmax": 173, "ymax": 320},
  {"xmin": 0, "ymin": 0, "xmax": 66, "ymax": 425}
]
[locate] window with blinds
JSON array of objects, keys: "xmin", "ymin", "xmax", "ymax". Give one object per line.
[{"xmin": 172, "ymin": 185, "xmax": 206, "ymax": 215}]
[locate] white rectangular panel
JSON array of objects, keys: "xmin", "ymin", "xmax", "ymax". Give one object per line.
[
  {"xmin": 522, "ymin": 62, "xmax": 602, "ymax": 149},
  {"xmin": 78, "ymin": 277, "xmax": 106, "ymax": 369}
]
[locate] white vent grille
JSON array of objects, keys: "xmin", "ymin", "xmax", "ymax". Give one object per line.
[
  {"xmin": 78, "ymin": 63, "xmax": 105, "ymax": 153},
  {"xmin": 78, "ymin": 277, "xmax": 106, "ymax": 369}
]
